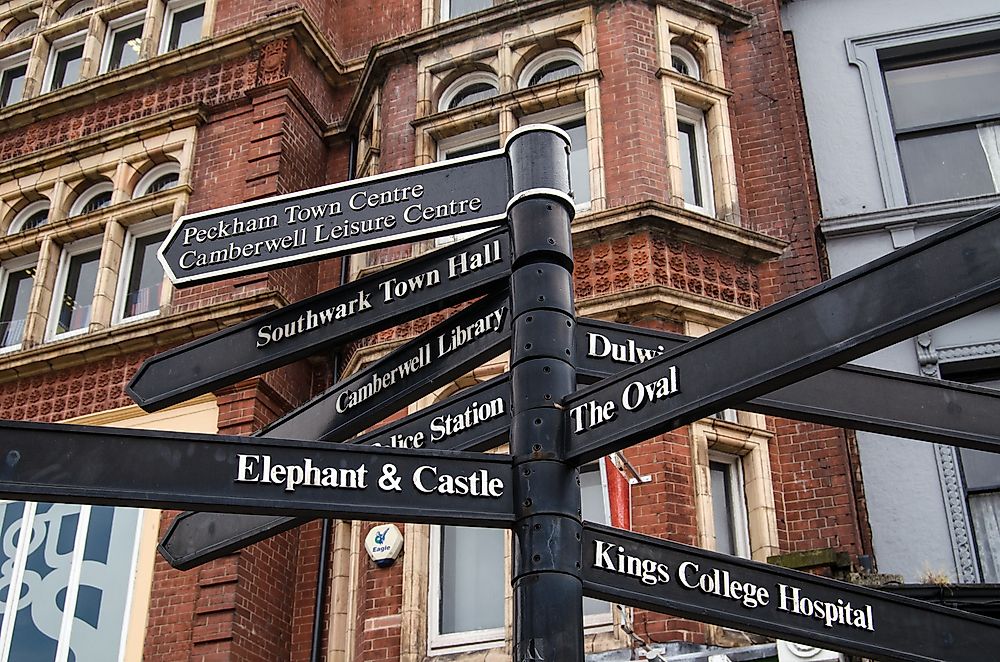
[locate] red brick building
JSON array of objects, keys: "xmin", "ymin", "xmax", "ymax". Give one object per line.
[{"xmin": 0, "ymin": 0, "xmax": 867, "ymax": 660}]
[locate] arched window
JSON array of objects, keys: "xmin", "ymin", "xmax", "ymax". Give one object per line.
[
  {"xmin": 6, "ymin": 18, "xmax": 38, "ymax": 41},
  {"xmin": 134, "ymin": 162, "xmax": 180, "ymax": 198},
  {"xmin": 671, "ymin": 45, "xmax": 700, "ymax": 80},
  {"xmin": 439, "ymin": 73, "xmax": 499, "ymax": 112},
  {"xmin": 70, "ymin": 181, "xmax": 114, "ymax": 217},
  {"xmin": 8, "ymin": 200, "xmax": 49, "ymax": 235},
  {"xmin": 61, "ymin": 1, "xmax": 94, "ymax": 19},
  {"xmin": 519, "ymin": 48, "xmax": 584, "ymax": 89}
]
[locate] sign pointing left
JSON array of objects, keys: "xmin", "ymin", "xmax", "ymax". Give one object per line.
[
  {"xmin": 159, "ymin": 151, "xmax": 510, "ymax": 285},
  {"xmin": 0, "ymin": 420, "xmax": 514, "ymax": 527}
]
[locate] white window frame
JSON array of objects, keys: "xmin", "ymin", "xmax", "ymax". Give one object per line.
[
  {"xmin": 580, "ymin": 461, "xmax": 615, "ymax": 629},
  {"xmin": 158, "ymin": 0, "xmax": 206, "ymax": 54},
  {"xmin": 0, "ymin": 253, "xmax": 38, "ymax": 353},
  {"xmin": 0, "ymin": 500, "xmax": 144, "ymax": 662},
  {"xmin": 113, "ymin": 217, "xmax": 170, "ymax": 324},
  {"xmin": 438, "ymin": 71, "xmax": 499, "ymax": 112},
  {"xmin": 439, "ymin": 0, "xmax": 493, "ymax": 22},
  {"xmin": 60, "ymin": 1, "xmax": 94, "ymax": 20},
  {"xmin": 846, "ymin": 14, "xmax": 1000, "ymax": 208},
  {"xmin": 426, "ymin": 525, "xmax": 507, "ymax": 655},
  {"xmin": 46, "ymin": 235, "xmax": 103, "ymax": 341},
  {"xmin": 708, "ymin": 451, "xmax": 751, "ymax": 559},
  {"xmin": 0, "ymin": 52, "xmax": 30, "ymax": 107},
  {"xmin": 43, "ymin": 32, "xmax": 87, "ymax": 93},
  {"xmin": 518, "ymin": 47, "xmax": 584, "ymax": 89},
  {"xmin": 521, "ymin": 103, "xmax": 592, "ymax": 211},
  {"xmin": 133, "ymin": 162, "xmax": 181, "ymax": 198},
  {"xmin": 100, "ymin": 11, "xmax": 145, "ymax": 74},
  {"xmin": 670, "ymin": 45, "xmax": 700, "ymax": 80},
  {"xmin": 676, "ymin": 103, "xmax": 715, "ymax": 216},
  {"xmin": 7, "ymin": 200, "xmax": 49, "ymax": 235},
  {"xmin": 68, "ymin": 181, "xmax": 114, "ymax": 217}
]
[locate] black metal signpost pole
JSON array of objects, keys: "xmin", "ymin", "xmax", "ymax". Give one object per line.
[{"xmin": 505, "ymin": 126, "xmax": 583, "ymax": 661}]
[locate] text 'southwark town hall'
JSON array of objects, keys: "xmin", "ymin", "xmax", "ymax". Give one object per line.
[{"xmin": 1, "ymin": 0, "xmax": 1000, "ymax": 661}]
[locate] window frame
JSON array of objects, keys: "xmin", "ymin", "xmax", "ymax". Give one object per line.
[
  {"xmin": 676, "ymin": 102, "xmax": 715, "ymax": 216},
  {"xmin": 520, "ymin": 103, "xmax": 592, "ymax": 211},
  {"xmin": 0, "ymin": 52, "xmax": 30, "ymax": 108},
  {"xmin": 68, "ymin": 181, "xmax": 114, "ymax": 217},
  {"xmin": 846, "ymin": 15, "xmax": 1000, "ymax": 207},
  {"xmin": 670, "ymin": 45, "xmax": 700, "ymax": 80},
  {"xmin": 113, "ymin": 217, "xmax": 170, "ymax": 324},
  {"xmin": 7, "ymin": 199, "xmax": 49, "ymax": 235},
  {"xmin": 158, "ymin": 0, "xmax": 206, "ymax": 54},
  {"xmin": 46, "ymin": 235, "xmax": 103, "ymax": 341},
  {"xmin": 60, "ymin": 1, "xmax": 95, "ymax": 20},
  {"xmin": 0, "ymin": 253, "xmax": 38, "ymax": 353},
  {"xmin": 133, "ymin": 162, "xmax": 181, "ymax": 198},
  {"xmin": 518, "ymin": 47, "xmax": 584, "ymax": 89},
  {"xmin": 5, "ymin": 18, "xmax": 38, "ymax": 42},
  {"xmin": 43, "ymin": 32, "xmax": 87, "ymax": 93},
  {"xmin": 439, "ymin": 0, "xmax": 494, "ymax": 22},
  {"xmin": 100, "ymin": 11, "xmax": 146, "ymax": 74},
  {"xmin": 426, "ymin": 524, "xmax": 507, "ymax": 655},
  {"xmin": 708, "ymin": 451, "xmax": 751, "ymax": 559},
  {"xmin": 438, "ymin": 71, "xmax": 499, "ymax": 112}
]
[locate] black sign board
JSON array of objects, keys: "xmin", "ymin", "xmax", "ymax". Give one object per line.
[
  {"xmin": 565, "ymin": 205, "xmax": 1000, "ymax": 464},
  {"xmin": 262, "ymin": 293, "xmax": 511, "ymax": 442},
  {"xmin": 160, "ymin": 375, "xmax": 512, "ymax": 569},
  {"xmin": 582, "ymin": 522, "xmax": 1000, "ymax": 662},
  {"xmin": 577, "ymin": 318, "xmax": 1000, "ymax": 453},
  {"xmin": 159, "ymin": 151, "xmax": 510, "ymax": 285},
  {"xmin": 129, "ymin": 229, "xmax": 510, "ymax": 411},
  {"xmin": 0, "ymin": 420, "xmax": 514, "ymax": 527}
]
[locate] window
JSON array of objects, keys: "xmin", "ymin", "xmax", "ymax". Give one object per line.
[
  {"xmin": 160, "ymin": 0, "xmax": 205, "ymax": 53},
  {"xmin": 438, "ymin": 72, "xmax": 498, "ymax": 111},
  {"xmin": 101, "ymin": 13, "xmax": 144, "ymax": 73},
  {"xmin": 0, "ymin": 256, "xmax": 35, "ymax": 351},
  {"xmin": 61, "ymin": 1, "xmax": 94, "ymax": 20},
  {"xmin": 44, "ymin": 36, "xmax": 85, "ymax": 92},
  {"xmin": 115, "ymin": 221, "xmax": 168, "ymax": 322},
  {"xmin": 671, "ymin": 45, "xmax": 700, "ymax": 79},
  {"xmin": 580, "ymin": 463, "xmax": 612, "ymax": 624},
  {"xmin": 48, "ymin": 238, "xmax": 101, "ymax": 339},
  {"xmin": 676, "ymin": 104, "xmax": 714, "ymax": 215},
  {"xmin": 0, "ymin": 501, "xmax": 142, "ymax": 661},
  {"xmin": 440, "ymin": 0, "xmax": 492, "ymax": 21},
  {"xmin": 7, "ymin": 200, "xmax": 49, "ymax": 235},
  {"xmin": 428, "ymin": 525, "xmax": 505, "ymax": 653},
  {"xmin": 522, "ymin": 107, "xmax": 591, "ymax": 209},
  {"xmin": 5, "ymin": 19, "xmax": 37, "ymax": 42},
  {"xmin": 133, "ymin": 163, "xmax": 180, "ymax": 198},
  {"xmin": 0, "ymin": 56, "xmax": 28, "ymax": 107},
  {"xmin": 709, "ymin": 454, "xmax": 750, "ymax": 558},
  {"xmin": 882, "ymin": 48, "xmax": 1000, "ymax": 205},
  {"xmin": 69, "ymin": 181, "xmax": 114, "ymax": 217},
  {"xmin": 519, "ymin": 48, "xmax": 584, "ymax": 88}
]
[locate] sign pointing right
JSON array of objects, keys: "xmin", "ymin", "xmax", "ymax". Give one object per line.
[{"xmin": 565, "ymin": 205, "xmax": 1000, "ymax": 465}]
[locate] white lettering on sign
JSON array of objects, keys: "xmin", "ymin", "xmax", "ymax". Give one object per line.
[
  {"xmin": 402, "ymin": 198, "xmax": 483, "ymax": 225},
  {"xmin": 253, "ymin": 239, "xmax": 504, "ymax": 349},
  {"xmin": 368, "ymin": 396, "xmax": 506, "ymax": 450},
  {"xmin": 569, "ymin": 366, "xmax": 680, "ymax": 434},
  {"xmin": 235, "ymin": 454, "xmax": 368, "ymax": 492},
  {"xmin": 587, "ymin": 332, "xmax": 666, "ymax": 365},
  {"xmin": 412, "ymin": 466, "xmax": 504, "ymax": 498},
  {"xmin": 590, "ymin": 539, "xmax": 877, "ymax": 633}
]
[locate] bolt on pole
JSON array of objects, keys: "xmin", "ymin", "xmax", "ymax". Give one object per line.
[{"xmin": 505, "ymin": 125, "xmax": 584, "ymax": 661}]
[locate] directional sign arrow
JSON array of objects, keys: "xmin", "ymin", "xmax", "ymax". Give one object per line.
[
  {"xmin": 577, "ymin": 318, "xmax": 1000, "ymax": 453},
  {"xmin": 582, "ymin": 522, "xmax": 1000, "ymax": 662},
  {"xmin": 128, "ymin": 229, "xmax": 511, "ymax": 411},
  {"xmin": 159, "ymin": 150, "xmax": 510, "ymax": 286},
  {"xmin": 160, "ymin": 375, "xmax": 512, "ymax": 569},
  {"xmin": 261, "ymin": 292, "xmax": 511, "ymax": 442},
  {"xmin": 565, "ymin": 204, "xmax": 1000, "ymax": 464},
  {"xmin": 0, "ymin": 420, "xmax": 514, "ymax": 526}
]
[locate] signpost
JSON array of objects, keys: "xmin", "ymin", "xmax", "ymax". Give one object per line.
[
  {"xmin": 129, "ymin": 228, "xmax": 511, "ymax": 410},
  {"xmin": 158, "ymin": 151, "xmax": 510, "ymax": 285},
  {"xmin": 582, "ymin": 522, "xmax": 1000, "ymax": 662},
  {"xmin": 565, "ymin": 204, "xmax": 1000, "ymax": 464},
  {"xmin": 2, "ymin": 126, "xmax": 999, "ymax": 661}
]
